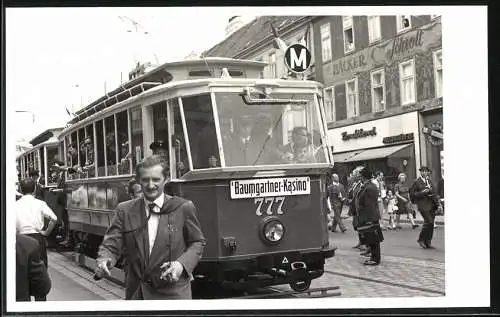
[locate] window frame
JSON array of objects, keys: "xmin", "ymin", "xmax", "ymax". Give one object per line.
[
  {"xmin": 343, "ymin": 16, "xmax": 355, "ymax": 54},
  {"xmin": 320, "ymin": 23, "xmax": 332, "ymax": 63},
  {"xmin": 399, "ymin": 58, "xmax": 416, "ymax": 106},
  {"xmin": 324, "ymin": 86, "xmax": 336, "ymax": 123},
  {"xmin": 433, "ymin": 49, "xmax": 443, "ymax": 98},
  {"xmin": 396, "ymin": 15, "xmax": 412, "ymax": 33},
  {"xmin": 269, "ymin": 52, "xmax": 277, "ymax": 78},
  {"xmin": 367, "ymin": 15, "xmax": 382, "ymax": 44},
  {"xmin": 345, "ymin": 77, "xmax": 359, "ymax": 118},
  {"xmin": 371, "ymin": 68, "xmax": 386, "ymax": 112}
]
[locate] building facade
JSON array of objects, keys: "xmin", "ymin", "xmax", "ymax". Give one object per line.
[
  {"xmin": 313, "ymin": 15, "xmax": 443, "ymax": 187},
  {"xmin": 204, "ymin": 15, "xmax": 443, "ymax": 187}
]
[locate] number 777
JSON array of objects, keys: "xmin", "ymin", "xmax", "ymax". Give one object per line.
[{"xmin": 254, "ymin": 196, "xmax": 285, "ymax": 216}]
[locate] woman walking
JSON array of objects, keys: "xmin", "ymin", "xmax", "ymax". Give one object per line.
[{"xmin": 394, "ymin": 173, "xmax": 419, "ymax": 229}]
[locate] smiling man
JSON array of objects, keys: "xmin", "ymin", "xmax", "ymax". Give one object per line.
[{"xmin": 95, "ymin": 155, "xmax": 205, "ymax": 300}]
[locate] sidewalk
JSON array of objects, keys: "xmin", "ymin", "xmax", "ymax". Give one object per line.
[{"xmin": 340, "ymin": 206, "xmax": 445, "ymax": 226}]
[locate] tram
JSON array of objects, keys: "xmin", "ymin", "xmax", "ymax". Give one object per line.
[
  {"xmin": 57, "ymin": 57, "xmax": 336, "ymax": 293},
  {"xmin": 16, "ymin": 127, "xmax": 66, "ymax": 247}
]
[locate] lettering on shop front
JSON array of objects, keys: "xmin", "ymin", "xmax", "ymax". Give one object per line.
[
  {"xmin": 383, "ymin": 133, "xmax": 414, "ymax": 144},
  {"xmin": 341, "ymin": 127, "xmax": 377, "ymax": 141},
  {"xmin": 332, "ymin": 54, "xmax": 368, "ymax": 77},
  {"xmin": 390, "ymin": 29, "xmax": 424, "ymax": 60}
]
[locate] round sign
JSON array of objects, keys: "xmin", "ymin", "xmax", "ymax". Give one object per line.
[{"xmin": 284, "ymin": 44, "xmax": 312, "ymax": 74}]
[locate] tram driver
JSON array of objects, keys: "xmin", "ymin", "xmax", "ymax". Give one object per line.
[{"xmin": 278, "ymin": 126, "xmax": 317, "ymax": 164}]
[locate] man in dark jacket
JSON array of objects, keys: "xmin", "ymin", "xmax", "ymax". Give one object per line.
[
  {"xmin": 95, "ymin": 155, "xmax": 206, "ymax": 300},
  {"xmin": 16, "ymin": 234, "xmax": 51, "ymax": 301},
  {"xmin": 326, "ymin": 173, "xmax": 347, "ymax": 232},
  {"xmin": 410, "ymin": 166, "xmax": 443, "ymax": 249},
  {"xmin": 354, "ymin": 166, "xmax": 384, "ymax": 266}
]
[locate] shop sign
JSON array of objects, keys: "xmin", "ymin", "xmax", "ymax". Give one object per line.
[
  {"xmin": 342, "ymin": 127, "xmax": 377, "ymax": 141},
  {"xmin": 382, "ymin": 133, "xmax": 414, "ymax": 144},
  {"xmin": 423, "ymin": 121, "xmax": 443, "ymax": 146}
]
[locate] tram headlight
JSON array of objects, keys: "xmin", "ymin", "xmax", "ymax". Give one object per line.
[{"xmin": 262, "ymin": 219, "xmax": 285, "ymax": 243}]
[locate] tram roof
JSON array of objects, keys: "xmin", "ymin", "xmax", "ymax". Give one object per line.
[
  {"xmin": 29, "ymin": 127, "xmax": 64, "ymax": 147},
  {"xmin": 70, "ymin": 57, "xmax": 268, "ymax": 121},
  {"xmin": 60, "ymin": 77, "xmax": 324, "ymax": 136}
]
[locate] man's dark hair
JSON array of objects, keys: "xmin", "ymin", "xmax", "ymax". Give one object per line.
[
  {"xmin": 375, "ymin": 170, "xmax": 383, "ymax": 177},
  {"xmin": 135, "ymin": 155, "xmax": 170, "ymax": 180},
  {"xmin": 359, "ymin": 166, "xmax": 373, "ymax": 180},
  {"xmin": 19, "ymin": 178, "xmax": 36, "ymax": 195}
]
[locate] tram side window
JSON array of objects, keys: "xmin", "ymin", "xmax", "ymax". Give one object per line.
[
  {"xmin": 78, "ymin": 128, "xmax": 85, "ymax": 168},
  {"xmin": 116, "ymin": 111, "xmax": 131, "ymax": 175},
  {"xmin": 39, "ymin": 148, "xmax": 45, "ymax": 185},
  {"xmin": 171, "ymin": 98, "xmax": 189, "ymax": 176},
  {"xmin": 95, "ymin": 120, "xmax": 105, "ymax": 177},
  {"xmin": 47, "ymin": 146, "xmax": 58, "ymax": 185},
  {"xmin": 181, "ymin": 94, "xmax": 220, "ymax": 169},
  {"xmin": 85, "ymin": 125, "xmax": 95, "ymax": 178},
  {"xmin": 105, "ymin": 115, "xmax": 117, "ymax": 176},
  {"xmin": 130, "ymin": 108, "xmax": 144, "ymax": 171}
]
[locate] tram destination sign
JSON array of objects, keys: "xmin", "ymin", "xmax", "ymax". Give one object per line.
[{"xmin": 230, "ymin": 177, "xmax": 311, "ymax": 199}]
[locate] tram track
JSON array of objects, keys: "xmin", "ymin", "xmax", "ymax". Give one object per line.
[{"xmin": 323, "ymin": 269, "xmax": 445, "ymax": 296}]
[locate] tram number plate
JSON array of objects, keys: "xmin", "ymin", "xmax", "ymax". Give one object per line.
[{"xmin": 275, "ymin": 252, "xmax": 301, "ymax": 269}]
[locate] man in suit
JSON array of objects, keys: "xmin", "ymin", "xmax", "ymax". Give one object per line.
[
  {"xmin": 326, "ymin": 173, "xmax": 347, "ymax": 233},
  {"xmin": 95, "ymin": 155, "xmax": 206, "ymax": 300},
  {"xmin": 354, "ymin": 166, "xmax": 384, "ymax": 266},
  {"xmin": 410, "ymin": 166, "xmax": 443, "ymax": 249},
  {"xmin": 223, "ymin": 116, "xmax": 265, "ymax": 166},
  {"xmin": 16, "ymin": 234, "xmax": 52, "ymax": 301}
]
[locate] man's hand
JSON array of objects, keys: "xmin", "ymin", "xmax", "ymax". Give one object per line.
[
  {"xmin": 95, "ymin": 258, "xmax": 112, "ymax": 280},
  {"xmin": 160, "ymin": 261, "xmax": 184, "ymax": 283}
]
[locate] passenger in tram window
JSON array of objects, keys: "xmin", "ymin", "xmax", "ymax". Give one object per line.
[
  {"xmin": 106, "ymin": 133, "xmax": 117, "ymax": 165},
  {"xmin": 150, "ymin": 139, "xmax": 187, "ymax": 176},
  {"xmin": 222, "ymin": 115, "xmax": 263, "ymax": 166},
  {"xmin": 278, "ymin": 126, "xmax": 316, "ymax": 164}
]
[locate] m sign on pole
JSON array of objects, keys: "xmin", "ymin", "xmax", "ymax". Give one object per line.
[{"xmin": 284, "ymin": 44, "xmax": 312, "ymax": 74}]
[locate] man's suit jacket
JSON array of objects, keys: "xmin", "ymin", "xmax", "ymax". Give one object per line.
[
  {"xmin": 409, "ymin": 177, "xmax": 440, "ymax": 213},
  {"xmin": 354, "ymin": 181, "xmax": 381, "ymax": 227},
  {"xmin": 16, "ymin": 234, "xmax": 51, "ymax": 301},
  {"xmin": 97, "ymin": 195, "xmax": 205, "ymax": 300}
]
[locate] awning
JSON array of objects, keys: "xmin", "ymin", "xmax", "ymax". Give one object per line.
[{"xmin": 333, "ymin": 144, "xmax": 412, "ymax": 163}]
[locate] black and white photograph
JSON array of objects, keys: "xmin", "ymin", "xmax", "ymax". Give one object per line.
[{"xmin": 5, "ymin": 6, "xmax": 490, "ymax": 313}]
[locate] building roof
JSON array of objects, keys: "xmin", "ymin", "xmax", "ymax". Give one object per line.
[{"xmin": 203, "ymin": 16, "xmax": 309, "ymax": 58}]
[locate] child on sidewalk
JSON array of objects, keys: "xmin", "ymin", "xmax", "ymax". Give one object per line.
[{"xmin": 386, "ymin": 189, "xmax": 397, "ymax": 230}]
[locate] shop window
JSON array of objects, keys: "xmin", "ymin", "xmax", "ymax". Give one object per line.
[
  {"xmin": 371, "ymin": 68, "xmax": 386, "ymax": 112},
  {"xmin": 433, "ymin": 49, "xmax": 443, "ymax": 98},
  {"xmin": 399, "ymin": 59, "xmax": 416, "ymax": 106},
  {"xmin": 104, "ymin": 115, "xmax": 117, "ymax": 176},
  {"xmin": 320, "ymin": 23, "xmax": 331, "ymax": 62},
  {"xmin": 269, "ymin": 52, "xmax": 277, "ymax": 78},
  {"xmin": 129, "ymin": 107, "xmax": 144, "ymax": 171},
  {"xmin": 397, "ymin": 15, "xmax": 412, "ymax": 33},
  {"xmin": 343, "ymin": 16, "xmax": 354, "ymax": 54},
  {"xmin": 345, "ymin": 78, "xmax": 359, "ymax": 118},
  {"xmin": 324, "ymin": 86, "xmax": 336, "ymax": 122},
  {"xmin": 367, "ymin": 16, "xmax": 381, "ymax": 43}
]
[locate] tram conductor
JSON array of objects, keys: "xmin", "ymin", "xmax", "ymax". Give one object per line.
[{"xmin": 95, "ymin": 155, "xmax": 205, "ymax": 300}]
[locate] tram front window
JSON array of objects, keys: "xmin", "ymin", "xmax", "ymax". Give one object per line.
[{"xmin": 215, "ymin": 92, "xmax": 328, "ymax": 167}]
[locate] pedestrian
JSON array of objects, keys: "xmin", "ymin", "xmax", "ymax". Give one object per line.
[
  {"xmin": 410, "ymin": 166, "xmax": 443, "ymax": 249},
  {"xmin": 373, "ymin": 171, "xmax": 388, "ymax": 230},
  {"xmin": 354, "ymin": 166, "xmax": 384, "ymax": 266},
  {"xmin": 16, "ymin": 178, "xmax": 58, "ymax": 269},
  {"xmin": 326, "ymin": 173, "xmax": 347, "ymax": 233},
  {"xmin": 95, "ymin": 155, "xmax": 206, "ymax": 300},
  {"xmin": 346, "ymin": 166, "xmax": 365, "ymax": 250},
  {"xmin": 386, "ymin": 189, "xmax": 397, "ymax": 229},
  {"xmin": 16, "ymin": 234, "xmax": 52, "ymax": 302},
  {"xmin": 128, "ymin": 178, "xmax": 143, "ymax": 199},
  {"xmin": 50, "ymin": 161, "xmax": 75, "ymax": 248},
  {"xmin": 394, "ymin": 173, "xmax": 419, "ymax": 229}
]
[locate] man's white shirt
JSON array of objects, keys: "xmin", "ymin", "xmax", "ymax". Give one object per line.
[
  {"xmin": 16, "ymin": 195, "xmax": 57, "ymax": 234},
  {"xmin": 144, "ymin": 194, "xmax": 165, "ymax": 255}
]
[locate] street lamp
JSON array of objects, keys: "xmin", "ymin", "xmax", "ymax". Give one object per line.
[{"xmin": 15, "ymin": 110, "xmax": 35, "ymax": 123}]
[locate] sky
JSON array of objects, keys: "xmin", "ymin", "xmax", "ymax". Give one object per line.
[{"xmin": 6, "ymin": 8, "xmax": 255, "ymax": 141}]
